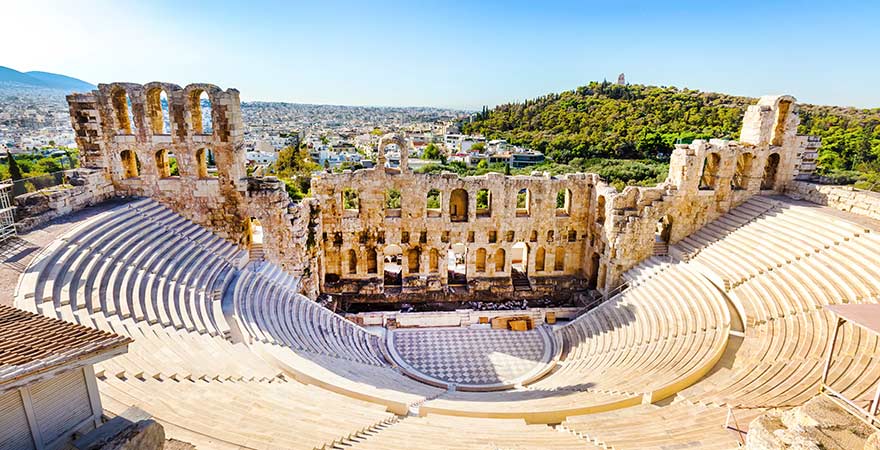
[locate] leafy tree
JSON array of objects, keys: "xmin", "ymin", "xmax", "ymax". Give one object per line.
[
  {"xmin": 470, "ymin": 142, "xmax": 486, "ymax": 152},
  {"xmin": 275, "ymin": 145, "xmax": 318, "ymax": 178},
  {"xmin": 422, "ymin": 143, "xmax": 441, "ymax": 160}
]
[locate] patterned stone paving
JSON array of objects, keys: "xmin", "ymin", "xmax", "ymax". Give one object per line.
[{"xmin": 391, "ymin": 327, "xmax": 550, "ymax": 386}]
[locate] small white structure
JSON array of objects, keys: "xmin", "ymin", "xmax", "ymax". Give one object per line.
[{"xmin": 0, "ymin": 305, "xmax": 130, "ymax": 450}]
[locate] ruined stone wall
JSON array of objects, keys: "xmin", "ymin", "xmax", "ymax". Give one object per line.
[
  {"xmin": 67, "ymin": 82, "xmax": 248, "ymax": 242},
  {"xmin": 13, "ymin": 168, "xmax": 114, "ymax": 231},
  {"xmin": 312, "ymin": 96, "xmax": 803, "ymax": 303},
  {"xmin": 244, "ymin": 178, "xmax": 322, "ymax": 298},
  {"xmin": 785, "ymin": 181, "xmax": 880, "ymax": 220},
  {"xmin": 312, "ymin": 150, "xmax": 597, "ymax": 304},
  {"xmin": 67, "ymin": 85, "xmax": 806, "ymax": 304},
  {"xmin": 67, "ymin": 82, "xmax": 320, "ymax": 296},
  {"xmin": 597, "ymin": 95, "xmax": 802, "ymax": 289}
]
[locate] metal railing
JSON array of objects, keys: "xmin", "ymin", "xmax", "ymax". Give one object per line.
[
  {"xmin": 0, "ymin": 179, "xmax": 16, "ymax": 243},
  {"xmin": 724, "ymin": 406, "xmax": 748, "ymax": 445}
]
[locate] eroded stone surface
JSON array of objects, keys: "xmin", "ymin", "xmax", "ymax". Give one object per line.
[
  {"xmin": 746, "ymin": 396, "xmax": 875, "ymax": 450},
  {"xmin": 66, "ymin": 85, "xmax": 804, "ymax": 308}
]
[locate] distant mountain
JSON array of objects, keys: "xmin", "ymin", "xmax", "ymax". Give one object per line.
[
  {"xmin": 25, "ymin": 71, "xmax": 94, "ymax": 92},
  {"xmin": 0, "ymin": 66, "xmax": 95, "ymax": 92}
]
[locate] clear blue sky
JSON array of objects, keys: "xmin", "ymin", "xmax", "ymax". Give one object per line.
[{"xmin": 4, "ymin": 0, "xmax": 878, "ymax": 109}]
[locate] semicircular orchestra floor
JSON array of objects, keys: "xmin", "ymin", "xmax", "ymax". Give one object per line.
[{"xmin": 387, "ymin": 326, "xmax": 555, "ymax": 390}]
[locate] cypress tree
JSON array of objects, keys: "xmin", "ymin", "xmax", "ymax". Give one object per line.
[{"xmin": 6, "ymin": 151, "xmax": 22, "ymax": 181}]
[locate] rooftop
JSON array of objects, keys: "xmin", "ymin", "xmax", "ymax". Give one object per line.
[{"xmin": 0, "ymin": 304, "xmax": 130, "ymax": 387}]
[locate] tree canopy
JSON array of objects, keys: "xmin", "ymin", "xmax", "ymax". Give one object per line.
[{"xmin": 463, "ymin": 81, "xmax": 880, "ymax": 189}]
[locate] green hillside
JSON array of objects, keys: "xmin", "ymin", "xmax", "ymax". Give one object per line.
[{"xmin": 463, "ymin": 81, "xmax": 880, "ymax": 189}]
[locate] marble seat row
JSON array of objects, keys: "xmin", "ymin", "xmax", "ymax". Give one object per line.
[
  {"xmin": 96, "ymin": 365, "xmax": 396, "ymax": 450},
  {"xmin": 233, "ymin": 263, "xmax": 385, "ymax": 366},
  {"xmin": 673, "ymin": 196, "xmax": 869, "ymax": 289},
  {"xmin": 672, "ymin": 196, "xmax": 880, "ymax": 410},
  {"xmin": 418, "ymin": 264, "xmax": 731, "ymax": 423},
  {"xmin": 561, "ymin": 400, "xmax": 761, "ymax": 450},
  {"xmin": 17, "ymin": 198, "xmax": 243, "ymax": 337},
  {"xmin": 338, "ymin": 414, "xmax": 590, "ymax": 450}
]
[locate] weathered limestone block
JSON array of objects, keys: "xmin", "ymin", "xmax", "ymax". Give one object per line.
[{"xmin": 746, "ymin": 396, "xmax": 875, "ymax": 450}]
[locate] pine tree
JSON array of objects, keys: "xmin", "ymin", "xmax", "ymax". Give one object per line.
[{"xmin": 6, "ymin": 151, "xmax": 22, "ymax": 181}]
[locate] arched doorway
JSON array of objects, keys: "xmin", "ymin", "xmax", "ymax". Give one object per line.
[
  {"xmin": 384, "ymin": 244, "xmax": 403, "ymax": 286},
  {"xmin": 511, "ymin": 242, "xmax": 530, "ymax": 290},
  {"xmin": 588, "ymin": 252, "xmax": 600, "ymax": 290},
  {"xmin": 654, "ymin": 215, "xmax": 672, "ymax": 256},
  {"xmin": 762, "ymin": 153, "xmax": 780, "ymax": 190},
  {"xmin": 248, "ymin": 217, "xmax": 264, "ymax": 245},
  {"xmin": 447, "ymin": 243, "xmax": 467, "ymax": 285},
  {"xmin": 656, "ymin": 215, "xmax": 672, "ymax": 244}
]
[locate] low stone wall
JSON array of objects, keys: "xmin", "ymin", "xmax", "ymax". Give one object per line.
[
  {"xmin": 786, "ymin": 181, "xmax": 880, "ymax": 221},
  {"xmin": 346, "ymin": 306, "xmax": 583, "ymax": 328},
  {"xmin": 13, "ymin": 168, "xmax": 114, "ymax": 232}
]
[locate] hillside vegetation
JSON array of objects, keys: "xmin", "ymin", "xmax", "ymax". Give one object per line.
[{"xmin": 463, "ymin": 81, "xmax": 880, "ymax": 189}]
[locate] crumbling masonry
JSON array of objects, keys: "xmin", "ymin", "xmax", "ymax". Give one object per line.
[{"xmin": 67, "ymin": 84, "xmax": 807, "ymax": 307}]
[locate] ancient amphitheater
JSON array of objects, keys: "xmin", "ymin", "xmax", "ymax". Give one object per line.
[{"xmin": 2, "ymin": 82, "xmax": 880, "ymax": 449}]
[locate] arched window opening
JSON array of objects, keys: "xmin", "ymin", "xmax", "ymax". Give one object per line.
[
  {"xmin": 554, "ymin": 247, "xmax": 565, "ymax": 271},
  {"xmin": 385, "ymin": 189, "xmax": 401, "ymax": 217},
  {"xmin": 429, "ymin": 248, "xmax": 439, "ymax": 272},
  {"xmin": 347, "ymin": 249, "xmax": 358, "ymax": 274},
  {"xmin": 342, "ymin": 188, "xmax": 360, "ymax": 211},
  {"xmin": 195, "ymin": 148, "xmax": 217, "ymax": 178},
  {"xmin": 408, "ymin": 248, "xmax": 420, "ymax": 273},
  {"xmin": 529, "ymin": 230, "xmax": 538, "ymax": 242},
  {"xmin": 450, "ymin": 189, "xmax": 468, "ymax": 222},
  {"xmin": 546, "ymin": 230, "xmax": 555, "ymax": 242},
  {"xmin": 535, "ymin": 247, "xmax": 546, "ymax": 272},
  {"xmin": 366, "ymin": 248, "xmax": 378, "ymax": 274},
  {"xmin": 155, "ymin": 149, "xmax": 178, "ymax": 178},
  {"xmin": 448, "ymin": 243, "xmax": 468, "ymax": 284},
  {"xmin": 772, "ymin": 100, "xmax": 792, "ymax": 146},
  {"xmin": 475, "ymin": 248, "xmax": 486, "ymax": 273},
  {"xmin": 189, "ymin": 90, "xmax": 213, "ymax": 134},
  {"xmin": 732, "ymin": 152, "xmax": 753, "ymax": 190},
  {"xmin": 596, "ymin": 195, "xmax": 606, "ymax": 224},
  {"xmin": 494, "ymin": 248, "xmax": 506, "ymax": 273},
  {"xmin": 426, "ymin": 189, "xmax": 441, "ymax": 217},
  {"xmin": 146, "ymin": 87, "xmax": 170, "ymax": 134},
  {"xmin": 120, "ymin": 150, "xmax": 139, "ymax": 179},
  {"xmin": 762, "ymin": 153, "xmax": 780, "ymax": 190},
  {"xmin": 556, "ymin": 189, "xmax": 572, "ymax": 216},
  {"xmin": 699, "ymin": 152, "xmax": 721, "ymax": 190},
  {"xmin": 111, "ymin": 88, "xmax": 133, "ymax": 135},
  {"xmin": 476, "ymin": 189, "xmax": 492, "ymax": 218},
  {"xmin": 567, "ymin": 230, "xmax": 577, "ymax": 242},
  {"xmin": 384, "ymin": 245, "xmax": 403, "ymax": 286},
  {"xmin": 516, "ymin": 189, "xmax": 530, "ymax": 216}
]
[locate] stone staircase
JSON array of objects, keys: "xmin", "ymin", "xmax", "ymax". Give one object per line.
[
  {"xmin": 653, "ymin": 240, "xmax": 669, "ymax": 256},
  {"xmin": 511, "ymin": 268, "xmax": 531, "ymax": 291},
  {"xmin": 248, "ymin": 243, "xmax": 264, "ymax": 262}
]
